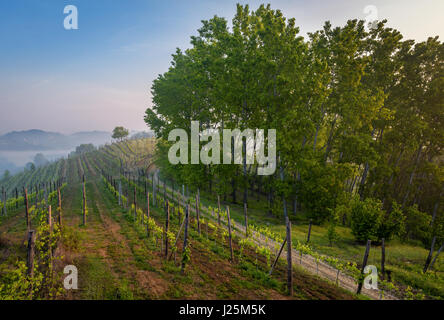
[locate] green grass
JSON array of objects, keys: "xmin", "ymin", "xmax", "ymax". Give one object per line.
[
  {"xmin": 185, "ymin": 186, "xmax": 444, "ymax": 299},
  {"xmin": 80, "ymin": 256, "xmax": 133, "ymax": 300}
]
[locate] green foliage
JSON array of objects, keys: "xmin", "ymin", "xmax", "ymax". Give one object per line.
[
  {"xmin": 377, "ymin": 201, "xmax": 405, "ymax": 241},
  {"xmin": 181, "ymin": 245, "xmax": 192, "ymax": 271},
  {"xmin": 327, "ymin": 221, "xmax": 339, "ymax": 246},
  {"xmin": 300, "ymin": 162, "xmax": 353, "ymax": 224},
  {"xmin": 112, "ymin": 126, "xmax": 129, "ymax": 141},
  {"xmin": 350, "ymin": 198, "xmax": 405, "ymax": 242},
  {"xmin": 144, "ymin": 3, "xmax": 443, "ymax": 250},
  {"xmin": 350, "ymin": 198, "xmax": 383, "ymax": 242},
  {"xmin": 0, "ymin": 202, "xmax": 64, "ymax": 300},
  {"xmin": 75, "ymin": 144, "xmax": 96, "ymax": 154}
]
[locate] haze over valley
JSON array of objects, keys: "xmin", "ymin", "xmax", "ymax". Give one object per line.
[{"xmin": 0, "ymin": 129, "xmax": 151, "ymax": 174}]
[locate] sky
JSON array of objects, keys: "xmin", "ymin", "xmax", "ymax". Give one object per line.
[{"xmin": 0, "ymin": 0, "xmax": 443, "ymax": 135}]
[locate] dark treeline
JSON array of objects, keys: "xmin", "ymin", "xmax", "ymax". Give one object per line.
[{"xmin": 145, "ymin": 5, "xmax": 443, "ymax": 250}]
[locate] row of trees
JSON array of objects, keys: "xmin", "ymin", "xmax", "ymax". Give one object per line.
[{"xmin": 145, "ymin": 5, "xmax": 443, "ymax": 247}]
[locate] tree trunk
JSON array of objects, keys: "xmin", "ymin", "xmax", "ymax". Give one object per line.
[
  {"xmin": 402, "ymin": 145, "xmax": 422, "ymax": 208},
  {"xmin": 424, "ymin": 236, "xmax": 436, "ymax": 273},
  {"xmin": 429, "ymin": 242, "xmax": 444, "ymax": 270}
]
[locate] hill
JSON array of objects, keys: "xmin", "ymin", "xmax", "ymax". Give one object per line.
[{"xmin": 0, "ymin": 129, "xmax": 111, "ymax": 151}]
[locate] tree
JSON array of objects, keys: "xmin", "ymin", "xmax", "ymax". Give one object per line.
[
  {"xmin": 350, "ymin": 198, "xmax": 384, "ymax": 242},
  {"xmin": 75, "ymin": 144, "xmax": 96, "ymax": 154},
  {"xmin": 145, "ymin": 3, "xmax": 442, "ymax": 244},
  {"xmin": 112, "ymin": 126, "xmax": 129, "ymax": 141},
  {"xmin": 350, "ymin": 198, "xmax": 405, "ymax": 242}
]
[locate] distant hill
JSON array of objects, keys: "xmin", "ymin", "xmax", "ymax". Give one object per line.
[{"xmin": 0, "ymin": 129, "xmax": 112, "ymax": 151}]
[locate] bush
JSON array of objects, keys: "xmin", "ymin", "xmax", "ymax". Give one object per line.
[
  {"xmin": 350, "ymin": 198, "xmax": 382, "ymax": 242},
  {"xmin": 377, "ymin": 201, "xmax": 405, "ymax": 241},
  {"xmin": 327, "ymin": 221, "xmax": 339, "ymax": 246},
  {"xmin": 350, "ymin": 198, "xmax": 405, "ymax": 243},
  {"xmin": 300, "ymin": 163, "xmax": 351, "ymax": 224}
]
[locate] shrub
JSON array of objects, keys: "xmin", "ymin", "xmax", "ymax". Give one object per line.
[
  {"xmin": 327, "ymin": 221, "xmax": 339, "ymax": 246},
  {"xmin": 377, "ymin": 201, "xmax": 405, "ymax": 241},
  {"xmin": 300, "ymin": 163, "xmax": 352, "ymax": 224},
  {"xmin": 350, "ymin": 197, "xmax": 382, "ymax": 242},
  {"xmin": 350, "ymin": 198, "xmax": 405, "ymax": 243}
]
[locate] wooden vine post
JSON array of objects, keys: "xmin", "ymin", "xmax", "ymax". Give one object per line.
[
  {"xmin": 35, "ymin": 184, "xmax": 38, "ymax": 206},
  {"xmin": 165, "ymin": 201, "xmax": 170, "ymax": 258},
  {"xmin": 82, "ymin": 175, "xmax": 86, "ymax": 226},
  {"xmin": 26, "ymin": 229, "xmax": 35, "ymax": 298},
  {"xmin": 196, "ymin": 193, "xmax": 201, "ymax": 235},
  {"xmin": 48, "ymin": 205, "xmax": 52, "ymax": 232},
  {"xmin": 269, "ymin": 237, "xmax": 287, "ymax": 276},
  {"xmin": 286, "ymin": 216, "xmax": 293, "ymax": 295},
  {"xmin": 381, "ymin": 238, "xmax": 385, "ymax": 278},
  {"xmin": 357, "ymin": 239, "xmax": 371, "ymax": 294},
  {"xmin": 118, "ymin": 181, "xmax": 122, "ymax": 206},
  {"xmin": 181, "ymin": 204, "xmax": 189, "ymax": 274},
  {"xmin": 24, "ymin": 188, "xmax": 30, "ymax": 229},
  {"xmin": 244, "ymin": 202, "xmax": 248, "ymax": 237},
  {"xmin": 217, "ymin": 195, "xmax": 221, "ymax": 225},
  {"xmin": 226, "ymin": 206, "xmax": 234, "ymax": 262},
  {"xmin": 48, "ymin": 205, "xmax": 54, "ymax": 263},
  {"xmin": 133, "ymin": 184, "xmax": 137, "ymax": 221},
  {"xmin": 57, "ymin": 187, "xmax": 62, "ymax": 226},
  {"xmin": 152, "ymin": 174, "xmax": 156, "ymax": 207},
  {"xmin": 146, "ymin": 191, "xmax": 150, "ymax": 222},
  {"xmin": 307, "ymin": 219, "xmax": 312, "ymax": 243},
  {"xmin": 126, "ymin": 184, "xmax": 129, "ymax": 208},
  {"xmin": 169, "ymin": 214, "xmax": 186, "ymax": 261},
  {"xmin": 15, "ymin": 188, "xmax": 18, "ymax": 209},
  {"xmin": 146, "ymin": 193, "xmax": 151, "ymax": 236}
]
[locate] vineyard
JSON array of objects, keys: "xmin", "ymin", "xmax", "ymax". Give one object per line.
[{"xmin": 0, "ymin": 138, "xmax": 441, "ymax": 300}]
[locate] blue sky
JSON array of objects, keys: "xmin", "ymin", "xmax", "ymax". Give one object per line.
[{"xmin": 0, "ymin": 0, "xmax": 443, "ymax": 134}]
